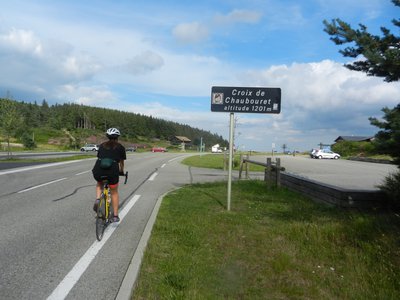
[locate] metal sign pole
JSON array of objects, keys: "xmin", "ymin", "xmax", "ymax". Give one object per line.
[{"xmin": 227, "ymin": 112, "xmax": 234, "ymax": 211}]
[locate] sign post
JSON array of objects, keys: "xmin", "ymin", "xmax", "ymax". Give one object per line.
[
  {"xmin": 211, "ymin": 86, "xmax": 281, "ymax": 211},
  {"xmin": 227, "ymin": 112, "xmax": 234, "ymax": 211}
]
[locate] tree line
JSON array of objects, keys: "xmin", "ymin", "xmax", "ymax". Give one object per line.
[{"xmin": 0, "ymin": 98, "xmax": 228, "ymax": 149}]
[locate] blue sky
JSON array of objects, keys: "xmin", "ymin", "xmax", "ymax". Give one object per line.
[{"xmin": 0, "ymin": 0, "xmax": 399, "ymax": 151}]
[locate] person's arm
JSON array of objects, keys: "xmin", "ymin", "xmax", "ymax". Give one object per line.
[
  {"xmin": 118, "ymin": 143, "xmax": 126, "ymax": 174},
  {"xmin": 119, "ymin": 160, "xmax": 125, "ymax": 174}
]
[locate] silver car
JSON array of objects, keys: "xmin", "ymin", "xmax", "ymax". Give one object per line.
[
  {"xmin": 80, "ymin": 144, "xmax": 99, "ymax": 152},
  {"xmin": 314, "ymin": 149, "xmax": 340, "ymax": 159}
]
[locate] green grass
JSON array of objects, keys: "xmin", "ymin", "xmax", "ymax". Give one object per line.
[
  {"xmin": 0, "ymin": 154, "xmax": 94, "ymax": 164},
  {"xmin": 182, "ymin": 153, "xmax": 265, "ymax": 172},
  {"xmin": 133, "ymin": 181, "xmax": 400, "ymax": 299}
]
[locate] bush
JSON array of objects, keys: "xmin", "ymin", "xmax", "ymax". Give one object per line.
[
  {"xmin": 380, "ymin": 169, "xmax": 400, "ymax": 210},
  {"xmin": 21, "ymin": 132, "xmax": 37, "ymax": 150},
  {"xmin": 332, "ymin": 141, "xmax": 376, "ymax": 157}
]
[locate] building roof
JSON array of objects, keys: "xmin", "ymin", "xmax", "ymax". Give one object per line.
[
  {"xmin": 334, "ymin": 136, "xmax": 375, "ymax": 142},
  {"xmin": 174, "ymin": 136, "xmax": 191, "ymax": 142}
]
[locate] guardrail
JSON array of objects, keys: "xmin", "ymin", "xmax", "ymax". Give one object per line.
[{"xmin": 238, "ymin": 155, "xmax": 388, "ymax": 209}]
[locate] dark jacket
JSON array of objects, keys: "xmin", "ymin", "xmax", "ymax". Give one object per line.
[{"xmin": 92, "ymin": 141, "xmax": 126, "ymax": 184}]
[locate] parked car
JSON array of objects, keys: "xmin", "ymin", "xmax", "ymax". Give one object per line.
[
  {"xmin": 126, "ymin": 146, "xmax": 136, "ymax": 152},
  {"xmin": 313, "ymin": 149, "xmax": 340, "ymax": 159},
  {"xmin": 152, "ymin": 147, "xmax": 167, "ymax": 153},
  {"xmin": 80, "ymin": 144, "xmax": 98, "ymax": 152}
]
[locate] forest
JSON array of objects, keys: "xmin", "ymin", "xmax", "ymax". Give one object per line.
[{"xmin": 0, "ymin": 98, "xmax": 228, "ymax": 150}]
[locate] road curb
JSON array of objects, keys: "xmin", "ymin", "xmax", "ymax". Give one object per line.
[{"xmin": 115, "ymin": 189, "xmax": 178, "ymax": 300}]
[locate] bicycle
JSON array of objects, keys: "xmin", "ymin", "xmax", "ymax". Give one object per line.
[{"xmin": 95, "ymin": 172, "xmax": 128, "ymax": 241}]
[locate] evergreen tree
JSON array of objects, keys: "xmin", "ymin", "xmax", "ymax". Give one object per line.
[
  {"xmin": 323, "ymin": 0, "xmax": 400, "ymax": 82},
  {"xmin": 369, "ymin": 104, "xmax": 400, "ymax": 166},
  {"xmin": 0, "ymin": 99, "xmax": 24, "ymax": 156},
  {"xmin": 324, "ymin": 0, "xmax": 400, "ymax": 206}
]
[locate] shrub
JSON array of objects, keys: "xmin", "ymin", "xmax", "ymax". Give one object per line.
[
  {"xmin": 332, "ymin": 141, "xmax": 376, "ymax": 157},
  {"xmin": 379, "ymin": 169, "xmax": 400, "ymax": 210},
  {"xmin": 21, "ymin": 132, "xmax": 37, "ymax": 150}
]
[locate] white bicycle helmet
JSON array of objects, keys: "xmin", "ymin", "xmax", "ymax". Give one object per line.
[{"xmin": 106, "ymin": 127, "xmax": 121, "ymax": 138}]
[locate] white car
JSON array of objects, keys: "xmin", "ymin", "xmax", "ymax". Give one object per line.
[
  {"xmin": 314, "ymin": 149, "xmax": 340, "ymax": 159},
  {"xmin": 80, "ymin": 144, "xmax": 98, "ymax": 152}
]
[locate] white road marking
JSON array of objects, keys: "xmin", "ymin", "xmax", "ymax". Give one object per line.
[
  {"xmin": 47, "ymin": 194, "xmax": 141, "ymax": 300},
  {"xmin": 75, "ymin": 170, "xmax": 91, "ymax": 176},
  {"xmin": 0, "ymin": 160, "xmax": 91, "ymax": 176},
  {"xmin": 161, "ymin": 163, "xmax": 166, "ymax": 168},
  {"xmin": 168, "ymin": 156, "xmax": 185, "ymax": 163},
  {"xmin": 18, "ymin": 178, "xmax": 67, "ymax": 193},
  {"xmin": 148, "ymin": 172, "xmax": 158, "ymax": 181}
]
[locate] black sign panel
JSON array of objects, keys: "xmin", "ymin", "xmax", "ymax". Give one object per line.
[{"xmin": 211, "ymin": 86, "xmax": 281, "ymax": 114}]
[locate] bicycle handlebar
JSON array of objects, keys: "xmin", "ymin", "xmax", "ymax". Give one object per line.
[{"xmin": 119, "ymin": 171, "xmax": 128, "ymax": 184}]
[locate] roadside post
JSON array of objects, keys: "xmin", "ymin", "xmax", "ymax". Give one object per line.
[{"xmin": 211, "ymin": 86, "xmax": 281, "ymax": 210}]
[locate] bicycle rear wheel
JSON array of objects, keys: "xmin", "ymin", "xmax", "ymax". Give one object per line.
[{"xmin": 96, "ymin": 198, "xmax": 106, "ymax": 241}]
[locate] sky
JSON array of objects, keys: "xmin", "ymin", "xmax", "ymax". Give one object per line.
[{"xmin": 0, "ymin": 0, "xmax": 399, "ymax": 152}]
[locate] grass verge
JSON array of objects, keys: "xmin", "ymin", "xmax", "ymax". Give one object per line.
[
  {"xmin": 133, "ymin": 180, "xmax": 400, "ymax": 299},
  {"xmin": 0, "ymin": 154, "xmax": 94, "ymax": 164},
  {"xmin": 182, "ymin": 154, "xmax": 265, "ymax": 172}
]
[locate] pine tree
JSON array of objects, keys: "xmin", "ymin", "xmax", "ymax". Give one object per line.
[
  {"xmin": 323, "ymin": 0, "xmax": 400, "ymax": 82},
  {"xmin": 324, "ymin": 0, "xmax": 400, "ymax": 206}
]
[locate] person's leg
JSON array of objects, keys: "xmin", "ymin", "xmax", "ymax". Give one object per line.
[
  {"xmin": 110, "ymin": 185, "xmax": 119, "ymax": 218},
  {"xmin": 93, "ymin": 181, "xmax": 103, "ymax": 212},
  {"xmin": 96, "ymin": 182, "xmax": 103, "ymax": 199}
]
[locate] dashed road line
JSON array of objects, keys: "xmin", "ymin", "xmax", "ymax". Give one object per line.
[
  {"xmin": 75, "ymin": 170, "xmax": 91, "ymax": 176},
  {"xmin": 0, "ymin": 160, "xmax": 87, "ymax": 176},
  {"xmin": 148, "ymin": 172, "xmax": 158, "ymax": 181},
  {"xmin": 47, "ymin": 194, "xmax": 141, "ymax": 300},
  {"xmin": 18, "ymin": 178, "xmax": 67, "ymax": 193}
]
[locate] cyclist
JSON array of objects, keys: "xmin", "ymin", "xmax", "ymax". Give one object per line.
[{"xmin": 92, "ymin": 128, "xmax": 126, "ymax": 222}]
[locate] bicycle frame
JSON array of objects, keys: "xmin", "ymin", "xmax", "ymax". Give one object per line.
[
  {"xmin": 101, "ymin": 181, "xmax": 112, "ymax": 220},
  {"xmin": 95, "ymin": 172, "xmax": 128, "ymax": 241}
]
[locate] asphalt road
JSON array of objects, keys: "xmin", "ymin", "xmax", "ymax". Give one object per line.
[
  {"xmin": 0, "ymin": 152, "xmax": 228, "ymax": 300},
  {"xmin": 0, "ymin": 153, "xmax": 396, "ymax": 299}
]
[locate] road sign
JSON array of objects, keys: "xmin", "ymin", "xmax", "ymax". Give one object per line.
[
  {"xmin": 211, "ymin": 85, "xmax": 282, "ymax": 211},
  {"xmin": 211, "ymin": 86, "xmax": 281, "ymax": 114}
]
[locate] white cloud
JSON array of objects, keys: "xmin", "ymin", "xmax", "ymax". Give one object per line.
[
  {"xmin": 123, "ymin": 50, "xmax": 164, "ymax": 75},
  {"xmin": 241, "ymin": 60, "xmax": 399, "ymax": 111},
  {"xmin": 57, "ymin": 84, "xmax": 117, "ymax": 106},
  {"xmin": 214, "ymin": 9, "xmax": 262, "ymax": 25},
  {"xmin": 108, "ymin": 51, "xmax": 238, "ymax": 97},
  {"xmin": 62, "ymin": 54, "xmax": 102, "ymax": 79},
  {"xmin": 0, "ymin": 28, "xmax": 43, "ymax": 56},
  {"xmin": 0, "ymin": 27, "xmax": 102, "ymax": 98},
  {"xmin": 172, "ymin": 22, "xmax": 209, "ymax": 44}
]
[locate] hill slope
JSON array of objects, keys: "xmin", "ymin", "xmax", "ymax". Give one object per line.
[{"xmin": 0, "ymin": 98, "xmax": 228, "ymax": 150}]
